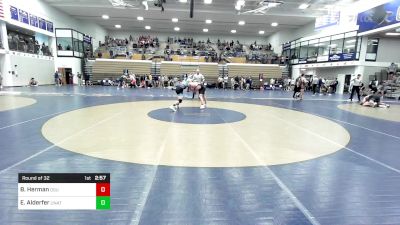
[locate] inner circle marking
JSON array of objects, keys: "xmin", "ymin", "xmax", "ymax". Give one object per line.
[{"xmin": 148, "ymin": 107, "xmax": 246, "ymax": 124}]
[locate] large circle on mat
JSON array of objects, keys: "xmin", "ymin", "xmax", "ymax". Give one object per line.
[
  {"xmin": 0, "ymin": 96, "xmax": 36, "ymax": 111},
  {"xmin": 338, "ymin": 103, "xmax": 400, "ymax": 122},
  {"xmin": 41, "ymin": 100, "xmax": 350, "ymax": 167}
]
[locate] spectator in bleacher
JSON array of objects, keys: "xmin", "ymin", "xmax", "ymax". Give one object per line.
[
  {"xmin": 217, "ymin": 76, "xmax": 223, "ymax": 89},
  {"xmin": 230, "ymin": 77, "xmax": 235, "ymax": 90},
  {"xmin": 240, "ymin": 76, "xmax": 245, "ymax": 90},
  {"xmin": 160, "ymin": 75, "xmax": 165, "ymax": 88},
  {"xmin": 223, "ymin": 75, "xmax": 228, "ymax": 89},
  {"xmin": 246, "ymin": 77, "xmax": 252, "ymax": 90},
  {"xmin": 128, "ymin": 73, "xmax": 137, "ymax": 88}
]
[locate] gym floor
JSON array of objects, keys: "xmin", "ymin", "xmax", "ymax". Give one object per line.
[{"xmin": 0, "ymin": 86, "xmax": 399, "ymax": 225}]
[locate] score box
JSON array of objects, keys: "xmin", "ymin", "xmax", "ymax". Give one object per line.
[{"xmin": 18, "ymin": 173, "xmax": 110, "ymax": 210}]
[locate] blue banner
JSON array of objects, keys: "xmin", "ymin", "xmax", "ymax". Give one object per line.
[
  {"xmin": 38, "ymin": 17, "xmax": 46, "ymax": 30},
  {"xmin": 328, "ymin": 52, "xmax": 355, "ymax": 62},
  {"xmin": 357, "ymin": 0, "xmax": 400, "ymax": 33},
  {"xmin": 18, "ymin": 9, "xmax": 29, "ymax": 24},
  {"xmin": 29, "ymin": 14, "xmax": 38, "ymax": 27},
  {"xmin": 83, "ymin": 35, "xmax": 92, "ymax": 44},
  {"xmin": 46, "ymin": 21, "xmax": 53, "ymax": 32},
  {"xmin": 10, "ymin": 6, "xmax": 18, "ymax": 20}
]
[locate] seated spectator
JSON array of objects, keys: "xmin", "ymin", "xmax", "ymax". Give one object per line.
[{"xmin": 29, "ymin": 78, "xmax": 38, "ymax": 86}]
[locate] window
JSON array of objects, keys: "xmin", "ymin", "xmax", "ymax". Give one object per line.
[
  {"xmin": 366, "ymin": 38, "xmax": 379, "ymax": 61},
  {"xmin": 299, "ymin": 41, "xmax": 308, "ymax": 59},
  {"xmin": 317, "ymin": 37, "xmax": 330, "ymax": 62},
  {"xmin": 294, "ymin": 42, "xmax": 301, "ymax": 59},
  {"xmin": 329, "ymin": 34, "xmax": 344, "ymax": 55},
  {"xmin": 289, "ymin": 42, "xmax": 296, "ymax": 59},
  {"xmin": 343, "ymin": 38, "xmax": 356, "ymax": 53},
  {"xmin": 56, "ymin": 28, "xmax": 86, "ymax": 58}
]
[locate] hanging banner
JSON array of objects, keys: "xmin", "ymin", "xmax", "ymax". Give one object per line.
[
  {"xmin": 29, "ymin": 14, "xmax": 38, "ymax": 27},
  {"xmin": 10, "ymin": 6, "xmax": 18, "ymax": 20},
  {"xmin": 46, "ymin": 21, "xmax": 53, "ymax": 32},
  {"xmin": 328, "ymin": 52, "xmax": 356, "ymax": 62},
  {"xmin": 357, "ymin": 0, "xmax": 400, "ymax": 33},
  {"xmin": 38, "ymin": 17, "xmax": 47, "ymax": 30},
  {"xmin": 18, "ymin": 9, "xmax": 28, "ymax": 24},
  {"xmin": 315, "ymin": 10, "xmax": 340, "ymax": 30}
]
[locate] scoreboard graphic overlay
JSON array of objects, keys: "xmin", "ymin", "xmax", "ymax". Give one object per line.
[{"xmin": 18, "ymin": 173, "xmax": 110, "ymax": 210}]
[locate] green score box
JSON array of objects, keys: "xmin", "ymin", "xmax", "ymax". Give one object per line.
[{"xmin": 96, "ymin": 196, "xmax": 111, "ymax": 210}]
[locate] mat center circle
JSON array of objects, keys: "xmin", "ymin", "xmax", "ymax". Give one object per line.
[{"xmin": 148, "ymin": 107, "xmax": 246, "ymax": 124}]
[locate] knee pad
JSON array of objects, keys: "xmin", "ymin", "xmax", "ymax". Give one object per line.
[{"xmin": 179, "ymin": 99, "xmax": 182, "ymax": 103}]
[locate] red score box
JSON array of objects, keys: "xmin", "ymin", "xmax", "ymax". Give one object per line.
[{"xmin": 96, "ymin": 183, "xmax": 110, "ymax": 196}]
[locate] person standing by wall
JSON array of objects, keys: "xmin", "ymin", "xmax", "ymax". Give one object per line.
[
  {"xmin": 331, "ymin": 78, "xmax": 338, "ymax": 94},
  {"xmin": 54, "ymin": 71, "xmax": 59, "ymax": 86},
  {"xmin": 311, "ymin": 75, "xmax": 319, "ymax": 95},
  {"xmin": 77, "ymin": 72, "xmax": 82, "ymax": 86},
  {"xmin": 223, "ymin": 75, "xmax": 228, "ymax": 89},
  {"xmin": 298, "ymin": 74, "xmax": 307, "ymax": 100},
  {"xmin": 349, "ymin": 74, "xmax": 363, "ymax": 102},
  {"xmin": 0, "ymin": 72, "xmax": 3, "ymax": 89}
]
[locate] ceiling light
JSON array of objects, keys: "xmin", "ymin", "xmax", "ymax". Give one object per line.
[
  {"xmin": 238, "ymin": 21, "xmax": 245, "ymax": 25},
  {"xmin": 102, "ymin": 15, "xmax": 109, "ymax": 20},
  {"xmin": 179, "ymin": 0, "xmax": 187, "ymax": 2},
  {"xmin": 142, "ymin": 1, "xmax": 148, "ymax": 10},
  {"xmin": 174, "ymin": 27, "xmax": 180, "ymax": 31},
  {"xmin": 346, "ymin": 39, "xmax": 356, "ymax": 43},
  {"xmin": 345, "ymin": 45, "xmax": 355, "ymax": 48},
  {"xmin": 115, "ymin": 24, "xmax": 121, "ymax": 28},
  {"xmin": 259, "ymin": 30, "xmax": 265, "ymax": 34},
  {"xmin": 261, "ymin": 0, "xmax": 283, "ymax": 8},
  {"xmin": 137, "ymin": 16, "xmax": 144, "ymax": 21},
  {"xmin": 271, "ymin": 22, "xmax": 278, "ymax": 27},
  {"xmin": 298, "ymin": 3, "xmax": 309, "ymax": 9},
  {"xmin": 386, "ymin": 32, "xmax": 400, "ymax": 36},
  {"xmin": 203, "ymin": 28, "xmax": 208, "ymax": 32},
  {"xmin": 205, "ymin": 19, "xmax": 212, "ymax": 24},
  {"xmin": 237, "ymin": 0, "xmax": 245, "ymax": 6},
  {"xmin": 231, "ymin": 29, "xmax": 236, "ymax": 33},
  {"xmin": 145, "ymin": 25, "xmax": 151, "ymax": 30},
  {"xmin": 172, "ymin": 18, "xmax": 178, "ymax": 22},
  {"xmin": 204, "ymin": 0, "xmax": 212, "ymax": 4},
  {"xmin": 235, "ymin": 0, "xmax": 245, "ymax": 10}
]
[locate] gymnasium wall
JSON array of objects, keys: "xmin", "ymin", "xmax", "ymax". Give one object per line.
[
  {"xmin": 55, "ymin": 57, "xmax": 82, "ymax": 75},
  {"xmin": 376, "ymin": 38, "xmax": 400, "ymax": 64},
  {"xmin": 8, "ymin": 54, "xmax": 55, "ymax": 86}
]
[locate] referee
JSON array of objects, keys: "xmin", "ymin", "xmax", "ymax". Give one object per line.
[{"xmin": 349, "ymin": 74, "xmax": 363, "ymax": 102}]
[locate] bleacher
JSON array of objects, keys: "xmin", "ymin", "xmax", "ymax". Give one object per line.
[
  {"xmin": 92, "ymin": 59, "xmax": 152, "ymax": 81},
  {"xmin": 227, "ymin": 63, "xmax": 282, "ymax": 78},
  {"xmin": 160, "ymin": 61, "xmax": 219, "ymax": 83},
  {"xmin": 222, "ymin": 64, "xmax": 283, "ymax": 89}
]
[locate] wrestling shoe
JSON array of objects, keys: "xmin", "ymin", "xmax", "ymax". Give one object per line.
[{"xmin": 169, "ymin": 105, "xmax": 177, "ymax": 112}]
